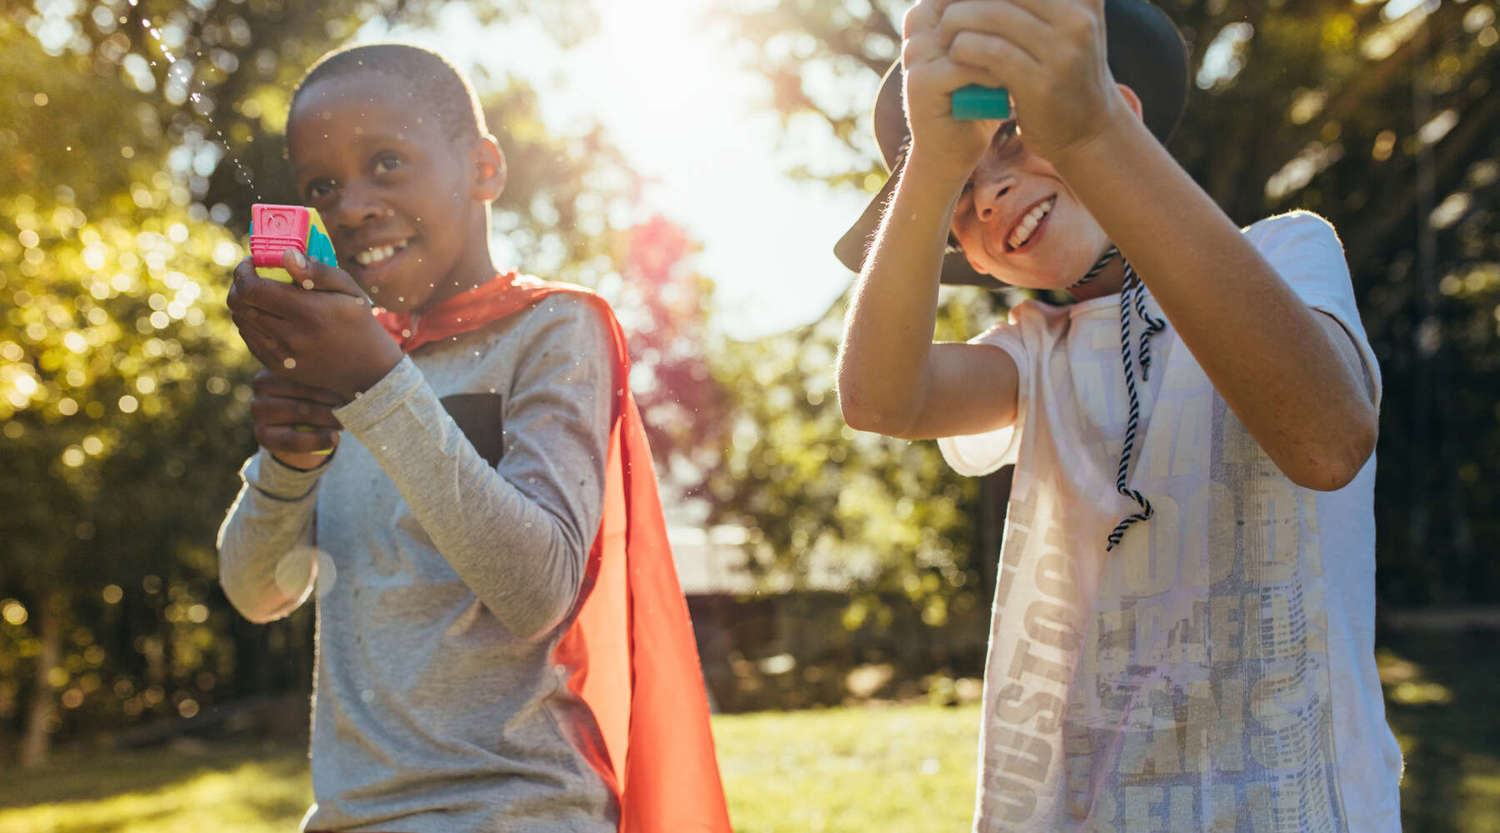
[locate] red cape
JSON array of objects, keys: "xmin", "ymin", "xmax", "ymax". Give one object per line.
[{"xmin": 378, "ymin": 273, "xmax": 733, "ymax": 833}]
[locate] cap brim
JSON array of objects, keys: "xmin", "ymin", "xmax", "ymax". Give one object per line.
[
  {"xmin": 833, "ymin": 165, "xmax": 899, "ymax": 274},
  {"xmin": 834, "ymin": 159, "xmax": 1000, "ymax": 288}
]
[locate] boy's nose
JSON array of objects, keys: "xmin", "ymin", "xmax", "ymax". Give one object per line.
[
  {"xmin": 973, "ymin": 177, "xmax": 1015, "ymax": 224},
  {"xmin": 332, "ymin": 185, "xmax": 389, "ymax": 230}
]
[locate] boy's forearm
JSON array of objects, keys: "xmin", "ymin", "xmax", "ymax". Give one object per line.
[
  {"xmin": 1052, "ymin": 116, "xmax": 1377, "ymax": 489},
  {"xmin": 838, "ymin": 155, "xmax": 967, "ymax": 434},
  {"xmin": 216, "ymin": 452, "xmax": 321, "ymax": 623}
]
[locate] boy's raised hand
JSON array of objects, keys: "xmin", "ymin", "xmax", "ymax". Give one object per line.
[
  {"xmin": 227, "ymin": 249, "xmax": 404, "ymax": 404},
  {"xmin": 249, "ymin": 368, "xmax": 343, "ymax": 469},
  {"xmin": 935, "ymin": 0, "xmax": 1124, "ymax": 164},
  {"xmin": 901, "ymin": 0, "xmax": 1005, "ymax": 182}
]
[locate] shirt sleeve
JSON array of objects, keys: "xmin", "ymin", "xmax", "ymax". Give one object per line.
[
  {"xmin": 936, "ymin": 312, "xmax": 1031, "ymax": 477},
  {"xmin": 1247, "ymin": 210, "xmax": 1383, "ymax": 407},
  {"xmin": 331, "ymin": 295, "xmax": 613, "ymax": 641},
  {"xmin": 216, "ymin": 450, "xmax": 325, "ymax": 624}
]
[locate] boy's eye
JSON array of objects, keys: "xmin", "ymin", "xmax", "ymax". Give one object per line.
[
  {"xmin": 374, "ymin": 154, "xmax": 402, "ymax": 175},
  {"xmin": 305, "ymin": 179, "xmax": 335, "ymax": 201}
]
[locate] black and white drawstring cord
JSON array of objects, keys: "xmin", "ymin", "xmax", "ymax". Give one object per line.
[{"xmin": 1070, "ymin": 246, "xmax": 1167, "ymax": 551}]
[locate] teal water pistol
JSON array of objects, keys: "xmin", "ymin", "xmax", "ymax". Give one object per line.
[{"xmin": 952, "ymin": 85, "xmax": 1011, "ymax": 120}]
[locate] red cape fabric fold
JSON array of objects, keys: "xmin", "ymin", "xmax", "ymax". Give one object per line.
[{"xmin": 377, "ymin": 273, "xmax": 733, "ymax": 833}]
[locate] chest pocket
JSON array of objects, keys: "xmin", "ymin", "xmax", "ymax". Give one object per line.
[{"xmin": 439, "ymin": 393, "xmax": 505, "ymax": 467}]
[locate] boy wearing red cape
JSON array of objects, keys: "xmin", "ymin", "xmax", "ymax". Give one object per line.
[{"xmin": 217, "ymin": 43, "xmax": 731, "ymax": 833}]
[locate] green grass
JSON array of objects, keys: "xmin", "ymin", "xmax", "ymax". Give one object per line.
[
  {"xmin": 0, "ymin": 740, "xmax": 311, "ymax": 833},
  {"xmin": 0, "ymin": 706, "xmax": 980, "ymax": 833},
  {"xmin": 2, "ymin": 632, "xmax": 1497, "ymax": 833},
  {"xmin": 713, "ymin": 704, "xmax": 980, "ymax": 833}
]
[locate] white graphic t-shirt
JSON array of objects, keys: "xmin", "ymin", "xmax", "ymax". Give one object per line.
[{"xmin": 938, "ymin": 212, "xmax": 1402, "ymax": 833}]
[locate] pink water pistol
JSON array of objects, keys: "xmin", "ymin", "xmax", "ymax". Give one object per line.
[{"xmin": 249, "ymin": 204, "xmax": 337, "ymax": 284}]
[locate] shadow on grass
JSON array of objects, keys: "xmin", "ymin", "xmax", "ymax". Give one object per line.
[
  {"xmin": 0, "ymin": 739, "xmax": 305, "ymax": 808},
  {"xmin": 1379, "ymin": 628, "xmax": 1500, "ymax": 833}
]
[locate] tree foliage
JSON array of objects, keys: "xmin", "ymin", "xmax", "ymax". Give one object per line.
[
  {"xmin": 613, "ymin": 217, "xmax": 733, "ymax": 503},
  {"xmin": 707, "ymin": 289, "xmax": 1002, "ymax": 629}
]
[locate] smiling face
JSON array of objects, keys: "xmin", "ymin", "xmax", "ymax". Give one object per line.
[
  {"xmin": 949, "ymin": 123, "xmax": 1117, "ymax": 296},
  {"xmin": 949, "ymin": 86, "xmax": 1145, "ymax": 298},
  {"xmin": 286, "ymin": 72, "xmax": 504, "ymax": 313}
]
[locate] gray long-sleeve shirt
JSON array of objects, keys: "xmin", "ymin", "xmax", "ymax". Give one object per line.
[{"xmin": 217, "ymin": 292, "xmax": 619, "ymax": 832}]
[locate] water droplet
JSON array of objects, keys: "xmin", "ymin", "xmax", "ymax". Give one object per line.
[
  {"xmin": 274, "ymin": 547, "xmax": 319, "ymax": 595},
  {"xmin": 315, "ymin": 551, "xmax": 338, "ymax": 599}
]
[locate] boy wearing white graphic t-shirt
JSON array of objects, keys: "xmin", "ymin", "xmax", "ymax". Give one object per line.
[{"xmin": 833, "ymin": 1, "xmax": 1403, "ymax": 831}]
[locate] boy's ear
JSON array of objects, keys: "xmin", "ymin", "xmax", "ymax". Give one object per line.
[
  {"xmin": 1116, "ymin": 83, "xmax": 1146, "ymax": 122},
  {"xmin": 471, "ymin": 135, "xmax": 507, "ymax": 203}
]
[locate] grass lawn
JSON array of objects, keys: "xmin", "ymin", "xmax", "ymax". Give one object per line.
[
  {"xmin": 712, "ymin": 704, "xmax": 980, "ymax": 833},
  {"xmin": 0, "ymin": 705, "xmax": 982, "ymax": 833},
  {"xmin": 1, "ymin": 631, "xmax": 1496, "ymax": 832},
  {"xmin": 0, "ymin": 740, "xmax": 311, "ymax": 833}
]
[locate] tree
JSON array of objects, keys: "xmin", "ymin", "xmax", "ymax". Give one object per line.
[
  {"xmin": 608, "ymin": 216, "xmax": 733, "ymax": 506},
  {"xmin": 0, "ymin": 12, "xmax": 256, "ymax": 766},
  {"xmin": 705, "ymin": 286, "xmax": 1005, "ymax": 635}
]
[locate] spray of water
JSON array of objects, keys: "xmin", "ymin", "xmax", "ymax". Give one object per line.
[{"xmin": 127, "ymin": 0, "xmax": 263, "ymax": 202}]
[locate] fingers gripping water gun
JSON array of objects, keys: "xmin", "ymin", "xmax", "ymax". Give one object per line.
[
  {"xmin": 248, "ymin": 204, "xmax": 340, "ymax": 454},
  {"xmin": 952, "ymin": 85, "xmax": 1011, "ymax": 120},
  {"xmin": 250, "ymin": 204, "xmax": 338, "ymax": 284}
]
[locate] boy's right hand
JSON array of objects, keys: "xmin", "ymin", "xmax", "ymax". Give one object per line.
[
  {"xmin": 250, "ymin": 369, "xmax": 343, "ymax": 471},
  {"xmin": 902, "ymin": 0, "xmax": 1004, "ymax": 184}
]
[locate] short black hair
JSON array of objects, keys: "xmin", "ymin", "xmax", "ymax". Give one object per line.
[{"xmin": 291, "ymin": 42, "xmax": 487, "ymax": 143}]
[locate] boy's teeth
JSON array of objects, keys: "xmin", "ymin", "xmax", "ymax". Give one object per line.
[
  {"xmin": 1008, "ymin": 200, "xmax": 1054, "ymax": 250},
  {"xmin": 355, "ymin": 241, "xmax": 408, "ymax": 266}
]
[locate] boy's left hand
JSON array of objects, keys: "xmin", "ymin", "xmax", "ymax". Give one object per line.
[
  {"xmin": 226, "ymin": 250, "xmax": 403, "ymax": 404},
  {"xmin": 936, "ymin": 0, "xmax": 1126, "ymax": 162}
]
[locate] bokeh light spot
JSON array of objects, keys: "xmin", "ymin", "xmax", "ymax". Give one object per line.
[{"xmin": 1, "ymin": 600, "xmax": 27, "ymax": 626}]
